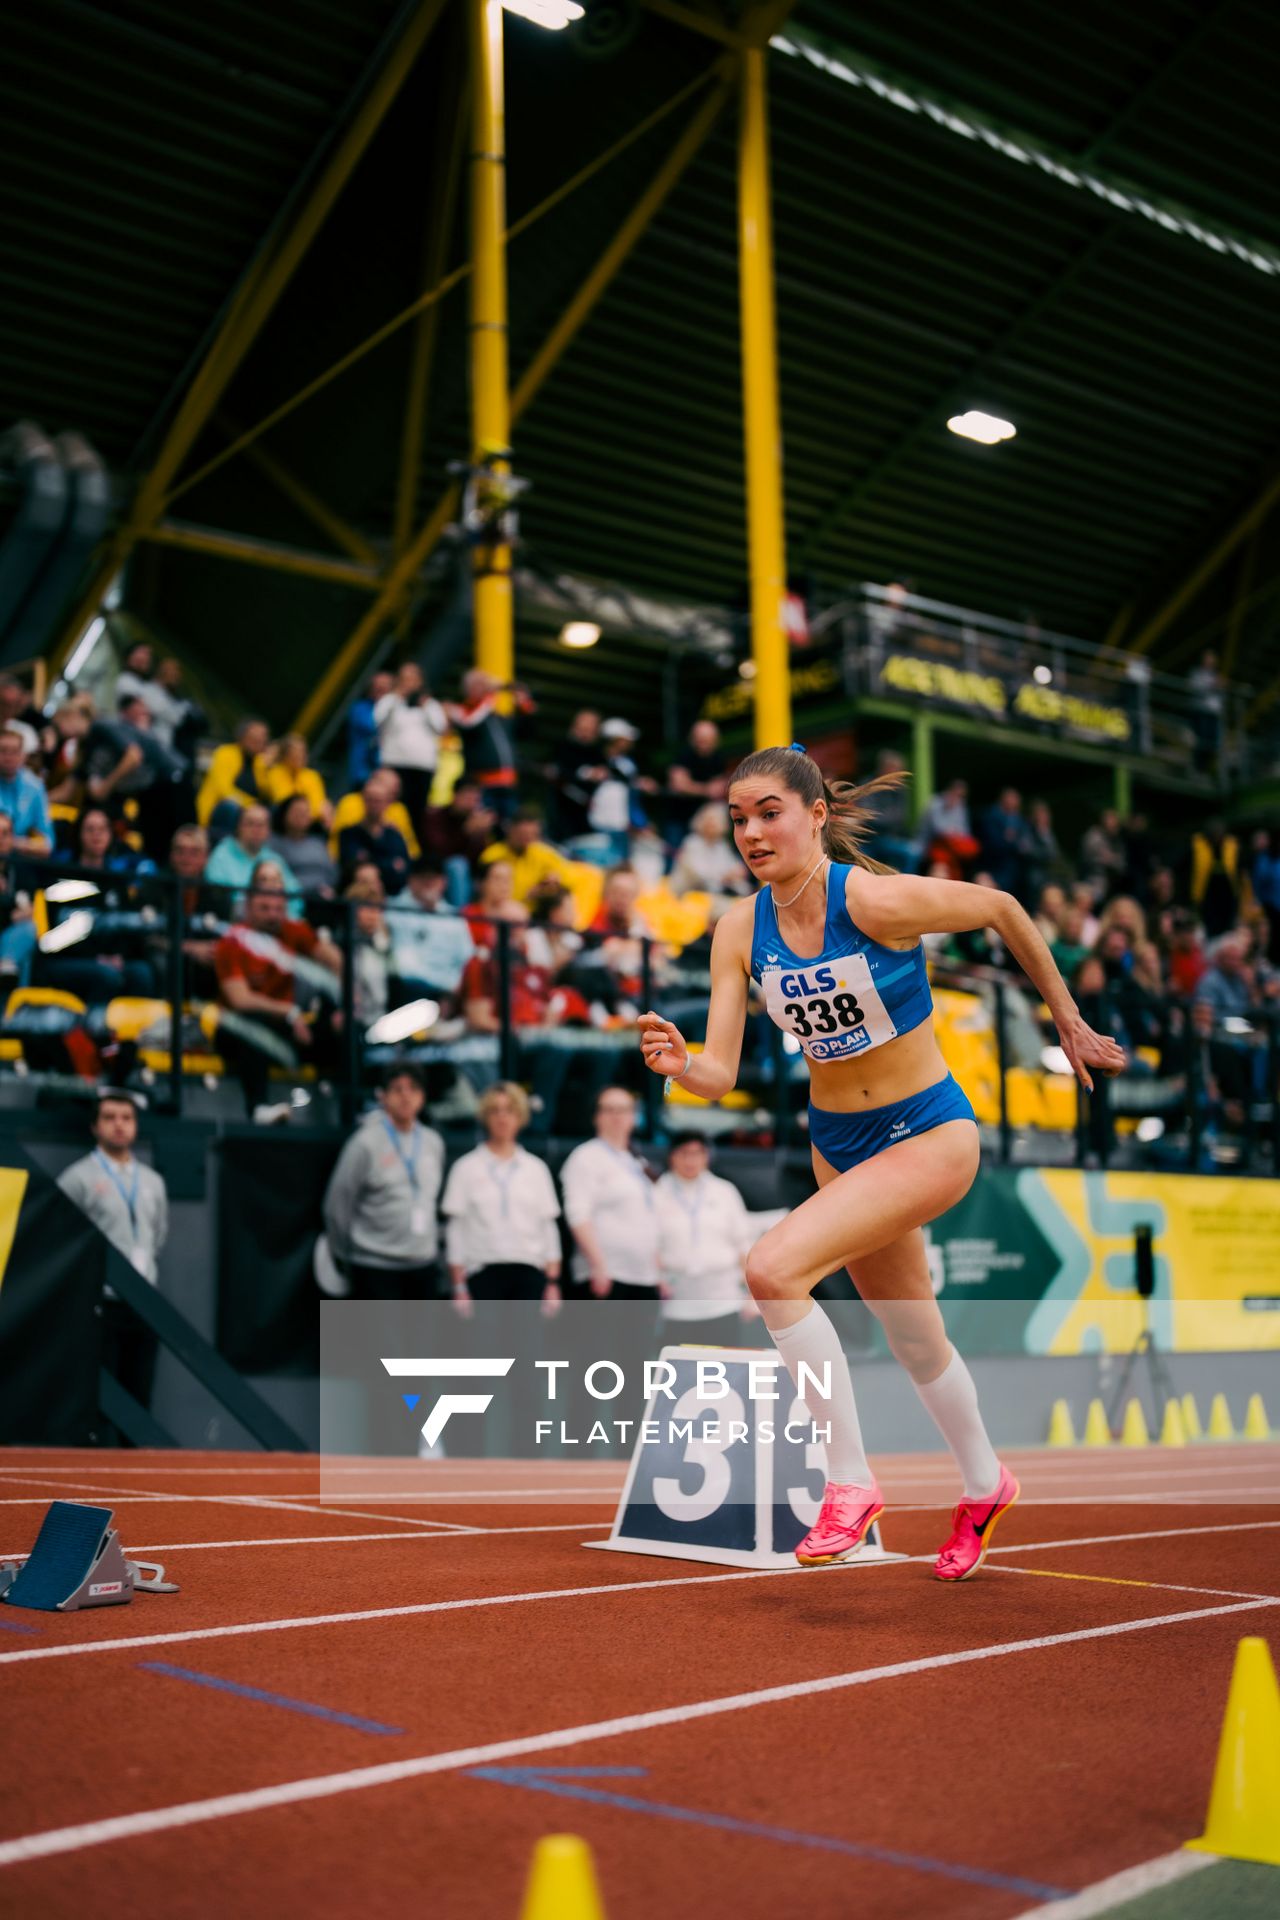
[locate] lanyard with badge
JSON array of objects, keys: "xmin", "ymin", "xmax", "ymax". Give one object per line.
[
  {"xmin": 95, "ymin": 1150, "xmax": 149, "ymax": 1273},
  {"xmin": 383, "ymin": 1119, "xmax": 429, "ymax": 1237},
  {"xmin": 671, "ymin": 1177, "xmax": 704, "ymax": 1245},
  {"xmin": 484, "ymin": 1149, "xmax": 519, "ymax": 1218}
]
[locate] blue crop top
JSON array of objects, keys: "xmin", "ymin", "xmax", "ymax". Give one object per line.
[{"xmin": 749, "ymin": 862, "xmax": 933, "ymax": 1064}]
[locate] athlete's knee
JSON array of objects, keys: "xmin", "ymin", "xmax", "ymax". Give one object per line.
[
  {"xmin": 745, "ymin": 1237, "xmax": 801, "ymax": 1303},
  {"xmin": 875, "ymin": 1306, "xmax": 949, "ymax": 1382}
]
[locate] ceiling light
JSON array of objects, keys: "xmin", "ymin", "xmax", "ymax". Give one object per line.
[
  {"xmin": 559, "ymin": 621, "xmax": 601, "ymax": 649},
  {"xmin": 738, "ymin": 659, "xmax": 757, "ymax": 680},
  {"xmin": 502, "ymin": 0, "xmax": 584, "ymax": 28},
  {"xmin": 947, "ymin": 411, "xmax": 1017, "ymax": 445}
]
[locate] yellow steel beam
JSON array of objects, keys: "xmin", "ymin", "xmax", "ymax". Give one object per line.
[
  {"xmin": 1130, "ymin": 464, "xmax": 1280, "ymax": 656},
  {"xmin": 468, "ymin": 0, "xmax": 514, "ymax": 692},
  {"xmin": 46, "ymin": 0, "xmax": 447, "ymax": 671},
  {"xmin": 140, "ymin": 521, "xmax": 383, "ymax": 590},
  {"xmin": 228, "ymin": 427, "xmax": 381, "ymax": 567},
  {"xmin": 395, "ymin": 71, "xmax": 470, "ymax": 571},
  {"xmin": 738, "ymin": 46, "xmax": 790, "ymax": 751},
  {"xmin": 294, "ymin": 67, "xmax": 731, "ymax": 739}
]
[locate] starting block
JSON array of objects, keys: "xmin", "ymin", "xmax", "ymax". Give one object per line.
[
  {"xmin": 0, "ymin": 1502, "xmax": 178, "ymax": 1612},
  {"xmin": 586, "ymin": 1346, "xmax": 906, "ymax": 1572}
]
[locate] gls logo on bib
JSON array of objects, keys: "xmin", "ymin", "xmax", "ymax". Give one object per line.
[{"xmin": 762, "ymin": 952, "xmax": 897, "ymax": 1060}]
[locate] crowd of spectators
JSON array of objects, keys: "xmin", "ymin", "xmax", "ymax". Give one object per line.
[{"xmin": 0, "ymin": 646, "xmax": 1277, "ymax": 1162}]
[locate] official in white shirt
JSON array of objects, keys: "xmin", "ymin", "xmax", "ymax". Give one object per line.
[
  {"xmin": 655, "ymin": 1135, "xmax": 765, "ymax": 1349},
  {"xmin": 560, "ymin": 1086, "xmax": 661, "ymax": 1300},
  {"xmin": 58, "ymin": 1090, "xmax": 169, "ymax": 1418},
  {"xmin": 443, "ymin": 1082, "xmax": 562, "ymax": 1311}
]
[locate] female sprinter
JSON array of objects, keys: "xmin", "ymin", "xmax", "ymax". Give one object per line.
[{"xmin": 639, "ymin": 745, "xmax": 1125, "ymax": 1579}]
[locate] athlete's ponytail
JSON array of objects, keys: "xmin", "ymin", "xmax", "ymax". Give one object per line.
[{"xmin": 728, "ymin": 744, "xmax": 907, "ymax": 876}]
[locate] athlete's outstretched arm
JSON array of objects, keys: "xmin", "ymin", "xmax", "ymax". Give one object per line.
[
  {"xmin": 639, "ymin": 906, "xmax": 750, "ymax": 1100},
  {"xmin": 853, "ymin": 872, "xmax": 1127, "ymax": 1092}
]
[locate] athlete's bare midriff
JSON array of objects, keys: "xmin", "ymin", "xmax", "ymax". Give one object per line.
[{"xmin": 804, "ymin": 1016, "xmax": 951, "ymax": 1113}]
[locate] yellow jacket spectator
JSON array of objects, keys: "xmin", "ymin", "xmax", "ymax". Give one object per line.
[
  {"xmin": 261, "ymin": 733, "xmax": 330, "ymax": 825},
  {"xmin": 479, "ymin": 807, "xmax": 577, "ymax": 902},
  {"xmin": 197, "ymin": 717, "xmax": 273, "ymax": 827},
  {"xmin": 330, "ymin": 777, "xmax": 420, "ymax": 860}
]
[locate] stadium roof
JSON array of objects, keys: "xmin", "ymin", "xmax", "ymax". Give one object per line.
[{"xmin": 4, "ymin": 0, "xmax": 1279, "ymax": 736}]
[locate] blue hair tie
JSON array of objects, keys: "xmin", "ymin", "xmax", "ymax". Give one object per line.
[{"xmin": 788, "ymin": 740, "xmax": 806, "ymax": 753}]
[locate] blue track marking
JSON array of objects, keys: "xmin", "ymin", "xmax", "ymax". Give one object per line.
[
  {"xmin": 0, "ymin": 1618, "xmax": 40, "ymax": 1634},
  {"xmin": 139, "ymin": 1662, "xmax": 406, "ymax": 1736},
  {"xmin": 469, "ymin": 1766, "xmax": 1072, "ymax": 1902}
]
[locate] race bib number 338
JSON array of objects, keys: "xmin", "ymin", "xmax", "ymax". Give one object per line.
[{"xmin": 763, "ymin": 953, "xmax": 897, "ymax": 1060}]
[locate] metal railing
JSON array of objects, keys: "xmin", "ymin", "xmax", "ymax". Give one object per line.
[{"xmin": 2, "ymin": 854, "xmax": 1276, "ymax": 1172}]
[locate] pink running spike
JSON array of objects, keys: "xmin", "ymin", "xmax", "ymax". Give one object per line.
[
  {"xmin": 795, "ymin": 1480, "xmax": 886, "ymax": 1567},
  {"xmin": 933, "ymin": 1464, "xmax": 1021, "ymax": 1581}
]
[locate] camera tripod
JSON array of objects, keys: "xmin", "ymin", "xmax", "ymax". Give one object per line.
[{"xmin": 1105, "ymin": 1308, "xmax": 1177, "ymax": 1435}]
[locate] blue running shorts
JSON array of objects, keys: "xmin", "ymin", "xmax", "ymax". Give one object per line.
[{"xmin": 809, "ymin": 1072, "xmax": 977, "ymax": 1174}]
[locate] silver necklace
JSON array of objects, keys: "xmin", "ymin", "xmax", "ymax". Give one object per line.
[{"xmin": 774, "ymin": 852, "xmax": 828, "ymax": 911}]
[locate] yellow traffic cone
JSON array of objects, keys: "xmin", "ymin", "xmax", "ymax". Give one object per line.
[
  {"xmin": 1047, "ymin": 1399, "xmax": 1076, "ymax": 1447},
  {"xmin": 520, "ymin": 1835, "xmax": 607, "ymax": 1920},
  {"xmin": 1181, "ymin": 1393, "xmax": 1202, "ymax": 1440},
  {"xmin": 1160, "ymin": 1399, "xmax": 1187, "ymax": 1448},
  {"xmin": 1083, "ymin": 1398, "xmax": 1110, "ymax": 1446},
  {"xmin": 1243, "ymin": 1394, "xmax": 1271, "ymax": 1441},
  {"xmin": 1120, "ymin": 1398, "xmax": 1149, "ymax": 1447},
  {"xmin": 1186, "ymin": 1637, "xmax": 1280, "ymax": 1866},
  {"xmin": 1208, "ymin": 1392, "xmax": 1234, "ymax": 1441}
]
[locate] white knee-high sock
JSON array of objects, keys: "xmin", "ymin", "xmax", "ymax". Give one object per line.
[
  {"xmin": 769, "ymin": 1303, "xmax": 872, "ymax": 1487},
  {"xmin": 912, "ymin": 1347, "xmax": 1000, "ymax": 1498}
]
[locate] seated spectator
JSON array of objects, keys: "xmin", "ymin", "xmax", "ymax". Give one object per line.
[
  {"xmin": 1025, "ymin": 799, "xmax": 1066, "ymax": 899},
  {"xmin": 979, "ymin": 788, "xmax": 1032, "ymax": 895},
  {"xmin": 522, "ymin": 885, "xmax": 583, "ymax": 978},
  {"xmin": 149, "ymin": 657, "xmax": 205, "ymax": 768},
  {"xmin": 206, "ymin": 804, "xmax": 301, "ymax": 915},
  {"xmin": 1033, "ymin": 884, "xmax": 1067, "ymax": 944},
  {"xmin": 920, "ymin": 778, "xmax": 977, "ymax": 876},
  {"xmin": 347, "ymin": 670, "xmax": 394, "ymax": 790},
  {"xmin": 665, "ymin": 719, "xmax": 727, "ymax": 844},
  {"xmin": 0, "ymin": 725, "xmax": 53, "ymax": 854},
  {"xmin": 478, "ymin": 805, "xmax": 576, "ymax": 903},
  {"xmin": 1165, "ymin": 909, "xmax": 1208, "ymax": 1000},
  {"xmin": 115, "ymin": 641, "xmax": 167, "ymax": 725},
  {"xmin": 83, "ymin": 695, "xmax": 191, "ymax": 863},
  {"xmin": 0, "ymin": 676, "xmax": 41, "ymax": 761},
  {"xmin": 859, "ymin": 749, "xmax": 919, "ymax": 870},
  {"xmin": 1068, "ymin": 881, "xmax": 1101, "ymax": 947},
  {"xmin": 261, "ymin": 733, "xmax": 330, "ymax": 828},
  {"xmin": 464, "ymin": 859, "xmax": 528, "ymax": 942},
  {"xmin": 1251, "ymin": 829, "xmax": 1280, "ymax": 963},
  {"xmin": 374, "ymin": 662, "xmax": 447, "ymax": 827},
  {"xmin": 196, "ymin": 717, "xmax": 274, "ymax": 835},
  {"xmin": 462, "ymin": 930, "xmax": 591, "ymax": 1135},
  {"xmin": 269, "ymin": 794, "xmax": 336, "ymax": 898},
  {"xmin": 213, "ymin": 861, "xmax": 342, "ymax": 1119},
  {"xmin": 549, "ymin": 709, "xmax": 606, "ymax": 842},
  {"xmin": 387, "ymin": 859, "xmax": 474, "ymax": 1001},
  {"xmin": 670, "ymin": 803, "xmax": 748, "ymax": 898},
  {"xmin": 1049, "ymin": 905, "xmax": 1092, "ymax": 983},
  {"xmin": 139, "ymin": 824, "xmax": 219, "ymax": 999},
  {"xmin": 1193, "ymin": 930, "xmax": 1262, "ymax": 1024},
  {"xmin": 330, "ymin": 769, "xmax": 419, "ymax": 866},
  {"xmin": 62, "ymin": 806, "xmax": 153, "ymax": 876},
  {"xmin": 589, "ymin": 865, "xmax": 644, "ymax": 939},
  {"xmin": 39, "ymin": 699, "xmax": 94, "ymax": 809},
  {"xmin": 1079, "ymin": 808, "xmax": 1126, "ymax": 902},
  {"xmin": 420, "ymin": 778, "xmax": 497, "ymax": 904},
  {"xmin": 337, "ymin": 773, "xmax": 412, "ymax": 895},
  {"xmin": 344, "ymin": 877, "xmax": 392, "ymax": 1028},
  {"xmin": 0, "ymin": 810, "xmax": 36, "ymax": 985},
  {"xmin": 35, "ymin": 857, "xmax": 155, "ymax": 1004}
]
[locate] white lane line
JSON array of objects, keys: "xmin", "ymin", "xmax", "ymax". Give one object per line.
[
  {"xmin": 1, "ymin": 1597, "xmax": 1275, "ymax": 1869},
  {"xmin": 1006, "ymin": 1847, "xmax": 1217, "ymax": 1918},
  {"xmin": 218, "ymin": 1496, "xmax": 477, "ymax": 1533},
  {"xmin": 990, "ymin": 1518, "xmax": 1280, "ymax": 1555},
  {"xmin": 0, "ymin": 1523, "xmax": 614, "ymax": 1559},
  {"xmin": 0, "ymin": 1564, "xmax": 882, "ymax": 1666}
]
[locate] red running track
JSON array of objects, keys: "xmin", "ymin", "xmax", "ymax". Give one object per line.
[{"xmin": 1, "ymin": 1444, "xmax": 1278, "ymax": 1919}]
